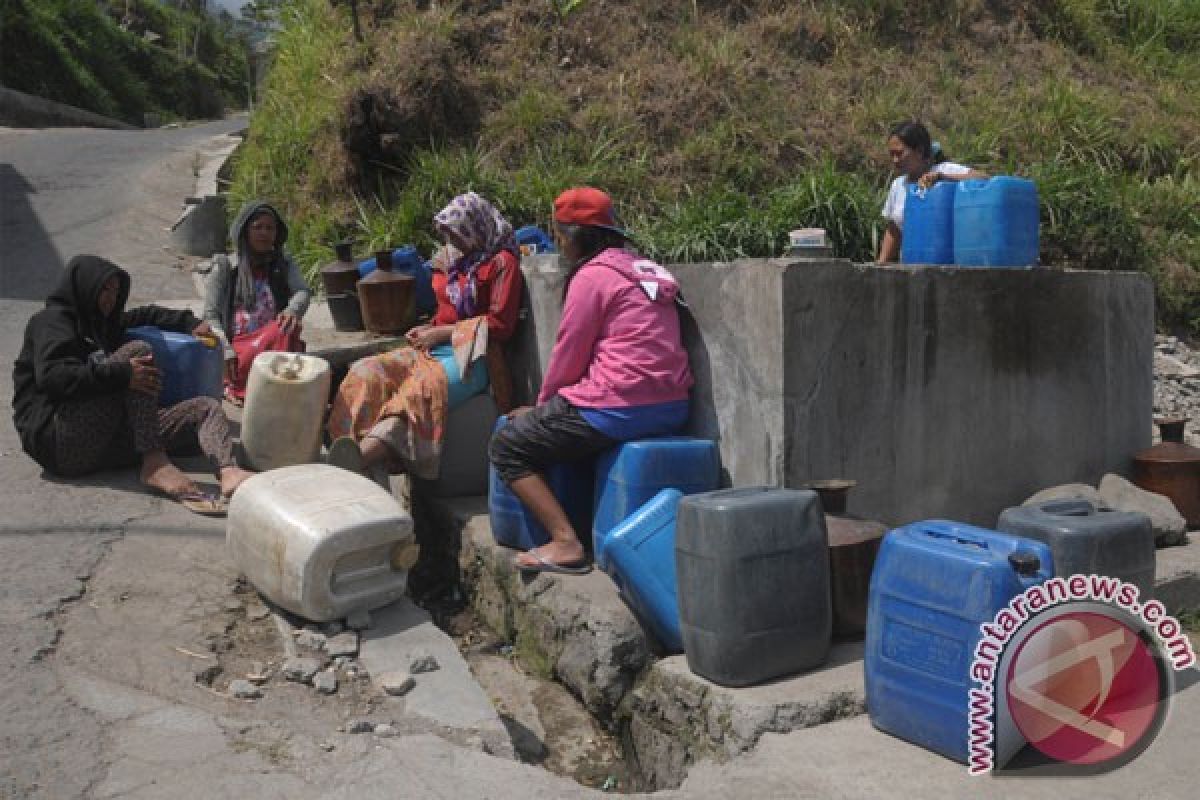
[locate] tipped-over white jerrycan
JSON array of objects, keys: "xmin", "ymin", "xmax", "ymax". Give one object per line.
[
  {"xmin": 227, "ymin": 464, "xmax": 419, "ymax": 622},
  {"xmin": 241, "ymin": 352, "xmax": 331, "ymax": 471}
]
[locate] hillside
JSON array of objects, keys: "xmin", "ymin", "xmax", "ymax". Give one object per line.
[
  {"xmin": 0, "ymin": 0, "xmax": 252, "ymax": 124},
  {"xmin": 229, "ymin": 0, "xmax": 1199, "ymax": 331}
]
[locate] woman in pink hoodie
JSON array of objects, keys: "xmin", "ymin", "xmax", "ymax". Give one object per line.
[{"xmin": 489, "ymin": 188, "xmax": 694, "ymax": 574}]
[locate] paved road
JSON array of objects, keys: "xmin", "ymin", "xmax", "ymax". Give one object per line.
[{"xmin": 0, "ymin": 117, "xmax": 243, "ymax": 798}]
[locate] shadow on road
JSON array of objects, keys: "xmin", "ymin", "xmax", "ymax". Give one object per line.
[{"xmin": 0, "ymin": 163, "xmax": 63, "ymax": 301}]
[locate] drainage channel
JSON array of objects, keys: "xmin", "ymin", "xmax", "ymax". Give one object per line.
[{"xmin": 427, "ymin": 600, "xmax": 634, "ymax": 793}]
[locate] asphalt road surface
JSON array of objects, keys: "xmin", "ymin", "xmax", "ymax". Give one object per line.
[{"xmin": 0, "ymin": 117, "xmax": 246, "ymax": 798}]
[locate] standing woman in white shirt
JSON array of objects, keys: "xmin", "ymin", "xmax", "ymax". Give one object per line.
[{"xmin": 877, "ymin": 121, "xmax": 987, "ymax": 263}]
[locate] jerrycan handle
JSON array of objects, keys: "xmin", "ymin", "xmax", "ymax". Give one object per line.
[
  {"xmin": 956, "ymin": 177, "xmax": 989, "ymax": 194},
  {"xmin": 1039, "ymin": 498, "xmax": 1096, "ymax": 517},
  {"xmin": 284, "ymin": 355, "xmax": 304, "ymax": 380},
  {"xmin": 274, "ymin": 353, "xmax": 304, "ymax": 381},
  {"xmin": 914, "ymin": 523, "xmax": 988, "ymax": 550}
]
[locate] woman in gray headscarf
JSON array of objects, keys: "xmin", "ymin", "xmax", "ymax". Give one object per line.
[{"xmin": 203, "ymin": 200, "xmax": 311, "ymax": 403}]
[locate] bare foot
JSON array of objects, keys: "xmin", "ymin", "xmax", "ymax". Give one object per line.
[
  {"xmin": 219, "ymin": 466, "xmax": 256, "ymax": 498},
  {"xmin": 515, "ymin": 539, "xmax": 586, "ymax": 569},
  {"xmin": 140, "ymin": 451, "xmax": 198, "ymax": 497}
]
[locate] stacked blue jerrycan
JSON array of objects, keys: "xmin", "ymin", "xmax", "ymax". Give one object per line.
[
  {"xmin": 900, "ymin": 181, "xmax": 957, "ymax": 265},
  {"xmin": 358, "ymin": 245, "xmax": 436, "ymax": 317},
  {"xmin": 593, "ymin": 436, "xmax": 720, "ymax": 571},
  {"xmin": 676, "ymin": 487, "xmax": 831, "ymax": 686},
  {"xmin": 514, "ymin": 225, "xmax": 556, "ymax": 255},
  {"xmin": 604, "ymin": 488, "xmax": 686, "ymax": 652},
  {"xmin": 953, "ymin": 177, "xmax": 1040, "ymax": 267},
  {"xmin": 865, "ymin": 520, "xmax": 1054, "ymax": 763},
  {"xmin": 487, "ymin": 416, "xmax": 595, "ymax": 551},
  {"xmin": 996, "ymin": 498, "xmax": 1155, "ymax": 597},
  {"xmin": 124, "ymin": 326, "xmax": 223, "ymax": 407}
]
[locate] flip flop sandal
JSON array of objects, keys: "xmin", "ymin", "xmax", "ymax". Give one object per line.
[
  {"xmin": 515, "ymin": 549, "xmax": 592, "ymax": 576},
  {"xmin": 162, "ymin": 489, "xmax": 228, "ymax": 517}
]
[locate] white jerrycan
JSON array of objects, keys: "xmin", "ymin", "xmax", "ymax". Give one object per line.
[
  {"xmin": 226, "ymin": 464, "xmax": 419, "ymax": 622},
  {"xmin": 240, "ymin": 352, "xmax": 331, "ymax": 471}
]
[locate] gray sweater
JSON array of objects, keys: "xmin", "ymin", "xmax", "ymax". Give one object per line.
[{"xmin": 202, "ymin": 200, "xmax": 311, "ymax": 359}]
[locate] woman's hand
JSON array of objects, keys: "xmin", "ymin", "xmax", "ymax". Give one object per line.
[
  {"xmin": 917, "ymin": 170, "xmax": 942, "ymax": 190},
  {"xmin": 405, "ymin": 324, "xmax": 430, "ymax": 347},
  {"xmin": 276, "ymin": 311, "xmax": 300, "ymax": 335},
  {"xmin": 406, "ymin": 324, "xmax": 450, "ymax": 351},
  {"xmin": 129, "ymin": 354, "xmax": 162, "ymax": 395},
  {"xmin": 506, "ymin": 405, "xmax": 533, "ymax": 419}
]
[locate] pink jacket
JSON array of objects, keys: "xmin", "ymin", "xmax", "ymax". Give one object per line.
[{"xmin": 538, "ymin": 248, "xmax": 694, "ymax": 408}]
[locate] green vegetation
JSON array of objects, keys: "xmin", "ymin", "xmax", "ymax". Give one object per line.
[
  {"xmin": 230, "ymin": 0, "xmax": 1199, "ymax": 332},
  {"xmin": 0, "ymin": 0, "xmax": 254, "ymax": 124}
]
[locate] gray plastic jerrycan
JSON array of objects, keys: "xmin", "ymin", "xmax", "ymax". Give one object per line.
[{"xmin": 996, "ymin": 498, "xmax": 1154, "ymax": 598}]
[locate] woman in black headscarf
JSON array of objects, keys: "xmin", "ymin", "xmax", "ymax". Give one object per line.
[{"xmin": 13, "ymin": 256, "xmax": 255, "ymax": 513}]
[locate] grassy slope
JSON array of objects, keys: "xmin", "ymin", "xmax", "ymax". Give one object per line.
[
  {"xmin": 230, "ymin": 0, "xmax": 1199, "ymax": 332},
  {"xmin": 0, "ymin": 0, "xmax": 249, "ymax": 124}
]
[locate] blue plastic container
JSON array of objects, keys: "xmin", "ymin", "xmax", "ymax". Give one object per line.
[
  {"xmin": 124, "ymin": 326, "xmax": 223, "ymax": 408},
  {"xmin": 487, "ymin": 417, "xmax": 595, "ymax": 552},
  {"xmin": 953, "ymin": 177, "xmax": 1040, "ymax": 267},
  {"xmin": 606, "ymin": 489, "xmax": 684, "ymax": 652},
  {"xmin": 865, "ymin": 520, "xmax": 1054, "ymax": 763},
  {"xmin": 515, "ymin": 225, "xmax": 556, "ymax": 255},
  {"xmin": 357, "ymin": 245, "xmax": 436, "ymax": 316},
  {"xmin": 593, "ymin": 437, "xmax": 719, "ymax": 571},
  {"xmin": 901, "ymin": 181, "xmax": 957, "ymax": 265},
  {"xmin": 430, "ymin": 344, "xmax": 489, "ymax": 410}
]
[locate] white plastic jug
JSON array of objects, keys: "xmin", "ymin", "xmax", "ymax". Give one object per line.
[
  {"xmin": 226, "ymin": 464, "xmax": 419, "ymax": 622},
  {"xmin": 240, "ymin": 352, "xmax": 331, "ymax": 471}
]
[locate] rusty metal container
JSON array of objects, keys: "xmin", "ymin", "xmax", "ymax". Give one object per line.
[
  {"xmin": 320, "ymin": 240, "xmax": 361, "ymax": 296},
  {"xmin": 1133, "ymin": 418, "xmax": 1200, "ymax": 528},
  {"xmin": 805, "ymin": 479, "xmax": 887, "ymax": 639},
  {"xmin": 357, "ymin": 248, "xmax": 415, "ymax": 335}
]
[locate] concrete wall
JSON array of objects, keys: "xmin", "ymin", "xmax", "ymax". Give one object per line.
[
  {"xmin": 781, "ymin": 262, "xmax": 1153, "ymax": 525},
  {"xmin": 0, "ymin": 86, "xmax": 136, "ymax": 130},
  {"xmin": 512, "ymin": 256, "xmax": 1154, "ymax": 527}
]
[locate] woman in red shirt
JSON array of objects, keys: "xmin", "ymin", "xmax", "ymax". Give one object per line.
[{"xmin": 327, "ymin": 192, "xmax": 523, "ymax": 477}]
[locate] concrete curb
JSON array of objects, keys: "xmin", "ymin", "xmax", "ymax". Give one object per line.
[
  {"xmin": 359, "ymin": 598, "xmax": 516, "ymax": 759},
  {"xmin": 433, "ymin": 495, "xmax": 870, "ymax": 790}
]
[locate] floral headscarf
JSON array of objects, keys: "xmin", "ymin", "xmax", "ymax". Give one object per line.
[{"xmin": 432, "ymin": 192, "xmax": 517, "ymax": 319}]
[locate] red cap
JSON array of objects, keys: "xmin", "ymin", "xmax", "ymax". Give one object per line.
[{"xmin": 553, "ymin": 187, "xmax": 627, "ymax": 236}]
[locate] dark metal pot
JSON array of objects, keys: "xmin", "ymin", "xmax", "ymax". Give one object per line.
[
  {"xmin": 357, "ymin": 248, "xmax": 415, "ymax": 335},
  {"xmin": 320, "ymin": 240, "xmax": 361, "ymax": 297},
  {"xmin": 804, "ymin": 479, "xmax": 887, "ymax": 639},
  {"xmin": 1133, "ymin": 418, "xmax": 1200, "ymax": 529}
]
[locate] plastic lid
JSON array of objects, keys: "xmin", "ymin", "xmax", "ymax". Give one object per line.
[{"xmin": 1008, "ymin": 551, "xmax": 1041, "ymax": 576}]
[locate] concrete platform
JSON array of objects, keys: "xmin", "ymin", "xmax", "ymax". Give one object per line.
[
  {"xmin": 423, "ymin": 493, "xmax": 1200, "ymax": 790},
  {"xmin": 1151, "ymin": 534, "xmax": 1200, "ymax": 614},
  {"xmin": 187, "ymin": 268, "xmax": 410, "ymax": 372},
  {"xmin": 676, "ymin": 667, "xmax": 1200, "ymax": 799}
]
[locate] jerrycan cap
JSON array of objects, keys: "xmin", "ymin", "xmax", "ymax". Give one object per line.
[
  {"xmin": 272, "ymin": 354, "xmax": 305, "ymax": 381},
  {"xmin": 1008, "ymin": 551, "xmax": 1041, "ymax": 576}
]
